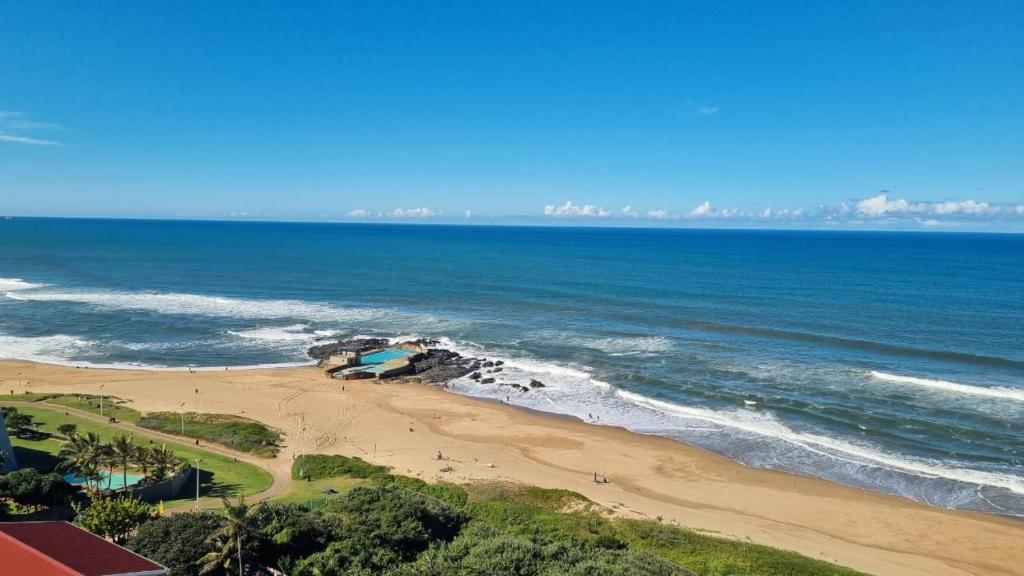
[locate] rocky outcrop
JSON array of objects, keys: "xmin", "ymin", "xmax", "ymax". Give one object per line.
[{"xmin": 307, "ymin": 338, "xmax": 389, "ymax": 363}]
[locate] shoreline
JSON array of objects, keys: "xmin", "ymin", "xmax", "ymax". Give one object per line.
[{"xmin": 2, "ymin": 360, "xmax": 1022, "ymax": 576}]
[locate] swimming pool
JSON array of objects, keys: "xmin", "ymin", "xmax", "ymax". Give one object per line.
[
  {"xmin": 360, "ymin": 347, "xmax": 412, "ymax": 365},
  {"xmin": 63, "ymin": 471, "xmax": 146, "ymax": 490}
]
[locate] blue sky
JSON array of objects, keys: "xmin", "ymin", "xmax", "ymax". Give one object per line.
[{"xmin": 1, "ymin": 1, "xmax": 1022, "ymax": 230}]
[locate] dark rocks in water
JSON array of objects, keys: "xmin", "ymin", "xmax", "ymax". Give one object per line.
[
  {"xmin": 491, "ymin": 367, "xmax": 503, "ymax": 373},
  {"xmin": 482, "ymin": 361, "xmax": 495, "ymax": 368},
  {"xmin": 529, "ymin": 379, "xmax": 545, "ymax": 388},
  {"xmin": 469, "ymin": 372, "xmax": 482, "ymax": 380},
  {"xmin": 308, "ymin": 338, "xmax": 389, "ymax": 362},
  {"xmin": 480, "ymin": 377, "xmax": 496, "ymax": 384},
  {"xmin": 494, "ymin": 360, "xmax": 504, "ymax": 366},
  {"xmin": 412, "ymin": 349, "xmax": 477, "ymax": 383}
]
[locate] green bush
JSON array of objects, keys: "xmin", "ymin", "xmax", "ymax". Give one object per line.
[
  {"xmin": 138, "ymin": 412, "xmax": 281, "ymax": 457},
  {"xmin": 126, "ymin": 512, "xmax": 224, "ymax": 576},
  {"xmin": 292, "ymin": 453, "xmax": 390, "ymax": 480}
]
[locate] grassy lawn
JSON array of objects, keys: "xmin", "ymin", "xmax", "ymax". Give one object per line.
[
  {"xmin": 138, "ymin": 411, "xmax": 282, "ymax": 457},
  {"xmin": 2, "ymin": 404, "xmax": 273, "ymax": 508},
  {"xmin": 272, "ymin": 476, "xmax": 367, "ymax": 504},
  {"xmin": 45, "ymin": 394, "xmax": 143, "ymax": 424}
]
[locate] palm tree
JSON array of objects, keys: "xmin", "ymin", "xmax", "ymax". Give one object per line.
[
  {"xmin": 199, "ymin": 494, "xmax": 257, "ymax": 576},
  {"xmin": 147, "ymin": 444, "xmax": 178, "ymax": 481},
  {"xmin": 59, "ymin": 432, "xmax": 106, "ymax": 492},
  {"xmin": 109, "ymin": 433, "xmax": 138, "ymax": 491}
]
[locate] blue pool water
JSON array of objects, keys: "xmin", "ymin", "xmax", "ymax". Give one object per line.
[
  {"xmin": 2, "ymin": 218, "xmax": 1022, "ymax": 516},
  {"xmin": 360, "ymin": 347, "xmax": 412, "ymax": 365},
  {"xmin": 64, "ymin": 471, "xmax": 147, "ymax": 490}
]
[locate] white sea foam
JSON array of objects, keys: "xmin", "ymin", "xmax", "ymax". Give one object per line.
[
  {"xmin": 229, "ymin": 324, "xmax": 320, "ymax": 342},
  {"xmin": 616, "ymin": 389, "xmax": 1024, "ymax": 495},
  {"xmin": 436, "ymin": 336, "xmax": 613, "ymax": 391},
  {"xmin": 4, "ymin": 287, "xmax": 456, "ymax": 330},
  {"xmin": 0, "ymin": 333, "xmax": 96, "ymax": 366},
  {"xmin": 0, "ymin": 277, "xmax": 44, "ymax": 292},
  {"xmin": 870, "ymin": 371, "xmax": 1024, "ymax": 402}
]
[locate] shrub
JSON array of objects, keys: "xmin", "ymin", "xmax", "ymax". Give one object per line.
[
  {"xmin": 126, "ymin": 512, "xmax": 224, "ymax": 576},
  {"xmin": 292, "ymin": 453, "xmax": 390, "ymax": 480},
  {"xmin": 138, "ymin": 412, "xmax": 282, "ymax": 457},
  {"xmin": 0, "ymin": 468, "xmax": 74, "ymax": 509}
]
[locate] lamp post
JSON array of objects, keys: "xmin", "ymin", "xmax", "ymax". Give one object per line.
[
  {"xmin": 194, "ymin": 458, "xmax": 202, "ymax": 510},
  {"xmin": 179, "ymin": 402, "xmax": 186, "ymax": 436},
  {"xmin": 99, "ymin": 384, "xmax": 106, "ymax": 417}
]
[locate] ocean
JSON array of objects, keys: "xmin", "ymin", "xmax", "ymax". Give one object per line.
[{"xmin": 1, "ymin": 217, "xmax": 1022, "ymax": 516}]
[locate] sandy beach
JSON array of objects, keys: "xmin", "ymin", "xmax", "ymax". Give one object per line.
[{"xmin": 2, "ymin": 360, "xmax": 1021, "ymax": 576}]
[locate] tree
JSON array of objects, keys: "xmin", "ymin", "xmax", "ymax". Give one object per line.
[
  {"xmin": 200, "ymin": 494, "xmax": 259, "ymax": 576},
  {"xmin": 0, "ymin": 468, "xmax": 74, "ymax": 510},
  {"xmin": 3, "ymin": 408, "xmax": 32, "ymax": 432},
  {"xmin": 147, "ymin": 444, "xmax": 179, "ymax": 481},
  {"xmin": 0, "ymin": 447, "xmax": 6, "ymax": 470},
  {"xmin": 127, "ymin": 512, "xmax": 224, "ymax": 576},
  {"xmin": 75, "ymin": 496, "xmax": 156, "ymax": 544},
  {"xmin": 109, "ymin": 433, "xmax": 139, "ymax": 491},
  {"xmin": 57, "ymin": 423, "xmax": 78, "ymax": 438},
  {"xmin": 60, "ymin": 431, "xmax": 108, "ymax": 492}
]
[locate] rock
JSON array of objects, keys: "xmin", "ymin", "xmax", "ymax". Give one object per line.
[
  {"xmin": 491, "ymin": 367, "xmax": 503, "ymax": 373},
  {"xmin": 529, "ymin": 379, "xmax": 545, "ymax": 388},
  {"xmin": 469, "ymin": 372, "xmax": 482, "ymax": 380},
  {"xmin": 307, "ymin": 338, "xmax": 389, "ymax": 362},
  {"xmin": 480, "ymin": 378, "xmax": 496, "ymax": 384},
  {"xmin": 494, "ymin": 360, "xmax": 504, "ymax": 366},
  {"xmin": 483, "ymin": 361, "xmax": 495, "ymax": 368}
]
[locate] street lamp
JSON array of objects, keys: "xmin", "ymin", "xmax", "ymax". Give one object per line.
[
  {"xmin": 179, "ymin": 402, "xmax": 186, "ymax": 436},
  {"xmin": 194, "ymin": 458, "xmax": 203, "ymax": 510},
  {"xmin": 99, "ymin": 384, "xmax": 106, "ymax": 417}
]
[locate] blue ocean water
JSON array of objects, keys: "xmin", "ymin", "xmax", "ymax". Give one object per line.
[{"xmin": 2, "ymin": 218, "xmax": 1022, "ymax": 516}]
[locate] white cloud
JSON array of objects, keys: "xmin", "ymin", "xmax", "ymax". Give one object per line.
[
  {"xmin": 0, "ymin": 111, "xmax": 65, "ymax": 146},
  {"xmin": 391, "ymin": 207, "xmax": 434, "ymax": 218},
  {"xmin": 543, "ymin": 201, "xmax": 611, "ymax": 217},
  {"xmin": 697, "ymin": 106, "xmax": 720, "ymax": 117},
  {"xmin": 931, "ymin": 199, "xmax": 996, "ymax": 215},
  {"xmin": 464, "ymin": 210, "xmax": 473, "ymax": 218},
  {"xmin": 688, "ymin": 201, "xmax": 713, "ymax": 217},
  {"xmin": 346, "ymin": 208, "xmax": 370, "ymax": 218},
  {"xmin": 619, "ymin": 205, "xmax": 637, "ymax": 217},
  {"xmin": 856, "ymin": 194, "xmax": 918, "ymax": 216},
  {"xmin": 1016, "ymin": 205, "xmax": 1024, "ymax": 215},
  {"xmin": 0, "ymin": 133, "xmax": 63, "ymax": 146},
  {"xmin": 646, "ymin": 209, "xmax": 669, "ymax": 219}
]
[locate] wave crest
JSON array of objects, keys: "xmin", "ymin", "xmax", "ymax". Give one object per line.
[{"xmin": 870, "ymin": 371, "xmax": 1024, "ymax": 402}]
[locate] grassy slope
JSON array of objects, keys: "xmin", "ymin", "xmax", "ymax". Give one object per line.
[
  {"xmin": 2, "ymin": 404, "xmax": 273, "ymax": 507},
  {"xmin": 279, "ymin": 455, "xmax": 869, "ymax": 576}
]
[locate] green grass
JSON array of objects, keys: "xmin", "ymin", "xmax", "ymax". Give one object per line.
[
  {"xmin": 45, "ymin": 394, "xmax": 143, "ymax": 424},
  {"xmin": 138, "ymin": 412, "xmax": 282, "ymax": 457},
  {"xmin": 1, "ymin": 404, "xmax": 273, "ymax": 507},
  {"xmin": 0, "ymin": 392, "xmax": 63, "ymax": 402},
  {"xmin": 273, "ymin": 476, "xmax": 368, "ymax": 504},
  {"xmin": 292, "ymin": 453, "xmax": 390, "ymax": 480},
  {"xmin": 463, "ymin": 482, "xmax": 867, "ymax": 576}
]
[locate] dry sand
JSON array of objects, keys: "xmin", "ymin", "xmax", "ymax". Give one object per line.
[{"xmin": 2, "ymin": 360, "xmax": 1021, "ymax": 576}]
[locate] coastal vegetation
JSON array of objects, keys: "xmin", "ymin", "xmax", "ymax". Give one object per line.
[
  {"xmin": 122, "ymin": 453, "xmax": 867, "ymax": 576},
  {"xmin": 139, "ymin": 411, "xmax": 282, "ymax": 457},
  {"xmin": 4, "ymin": 393, "xmax": 282, "ymax": 457}
]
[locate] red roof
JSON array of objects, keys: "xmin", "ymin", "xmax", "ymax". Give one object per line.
[{"xmin": 0, "ymin": 521, "xmax": 168, "ymax": 576}]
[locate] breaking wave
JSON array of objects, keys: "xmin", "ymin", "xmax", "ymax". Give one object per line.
[
  {"xmin": 870, "ymin": 371, "xmax": 1024, "ymax": 402},
  {"xmin": 616, "ymin": 389, "xmax": 1024, "ymax": 496}
]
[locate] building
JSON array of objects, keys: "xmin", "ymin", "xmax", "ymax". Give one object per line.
[
  {"xmin": 0, "ymin": 410, "xmax": 18, "ymax": 472},
  {"xmin": 0, "ymin": 521, "xmax": 168, "ymax": 576}
]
